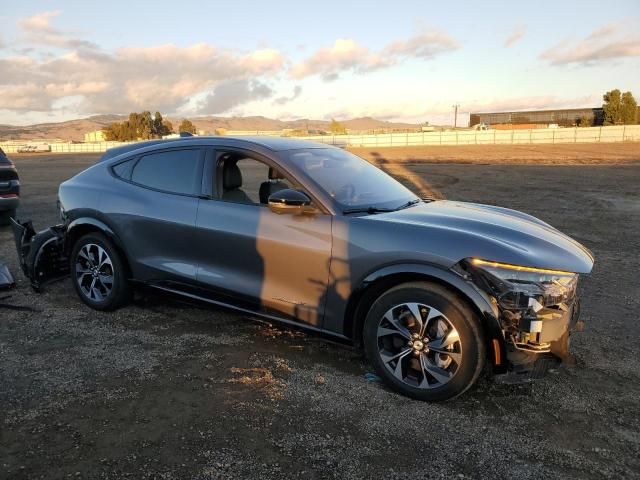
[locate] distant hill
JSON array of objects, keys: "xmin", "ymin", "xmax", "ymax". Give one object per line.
[
  {"xmin": 0, "ymin": 115, "xmax": 126, "ymax": 142},
  {"xmin": 0, "ymin": 115, "xmax": 419, "ymax": 142}
]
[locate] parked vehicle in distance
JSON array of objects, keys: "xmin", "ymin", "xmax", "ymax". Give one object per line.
[
  {"xmin": 11, "ymin": 136, "xmax": 594, "ymax": 401},
  {"xmin": 0, "ymin": 147, "xmax": 19, "ymax": 224},
  {"xmin": 17, "ymin": 143, "xmax": 51, "ymax": 153}
]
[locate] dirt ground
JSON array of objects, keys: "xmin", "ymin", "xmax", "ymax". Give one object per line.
[
  {"xmin": 1, "ymin": 146, "xmax": 639, "ymax": 479},
  {"xmin": 349, "ymin": 142, "xmax": 640, "ymax": 165}
]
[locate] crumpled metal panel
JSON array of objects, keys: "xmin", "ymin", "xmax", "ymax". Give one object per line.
[{"xmin": 0, "ymin": 262, "xmax": 15, "ymax": 290}]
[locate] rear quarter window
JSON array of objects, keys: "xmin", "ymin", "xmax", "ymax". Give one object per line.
[
  {"xmin": 130, "ymin": 149, "xmax": 201, "ymax": 195},
  {"xmin": 112, "ymin": 158, "xmax": 135, "ymax": 180}
]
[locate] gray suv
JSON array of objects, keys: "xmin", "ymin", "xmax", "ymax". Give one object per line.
[{"xmin": 12, "ymin": 137, "xmax": 593, "ymax": 401}]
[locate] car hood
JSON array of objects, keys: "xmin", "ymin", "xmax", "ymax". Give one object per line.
[{"xmin": 365, "ymin": 200, "xmax": 594, "ymax": 273}]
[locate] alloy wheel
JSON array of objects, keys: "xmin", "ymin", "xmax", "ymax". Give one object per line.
[
  {"xmin": 377, "ymin": 302, "xmax": 462, "ymax": 389},
  {"xmin": 75, "ymin": 243, "xmax": 114, "ymax": 302}
]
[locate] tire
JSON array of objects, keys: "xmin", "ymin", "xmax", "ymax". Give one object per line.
[
  {"xmin": 363, "ymin": 281, "xmax": 485, "ymax": 401},
  {"xmin": 0, "ymin": 209, "xmax": 16, "ymax": 226},
  {"xmin": 70, "ymin": 233, "xmax": 131, "ymax": 311}
]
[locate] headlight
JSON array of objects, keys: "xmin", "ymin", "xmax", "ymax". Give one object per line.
[{"xmin": 465, "ymin": 258, "xmax": 578, "ymax": 311}]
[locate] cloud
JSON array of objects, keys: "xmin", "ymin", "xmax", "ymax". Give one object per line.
[
  {"xmin": 2, "ymin": 11, "xmax": 286, "ymax": 115},
  {"xmin": 383, "ymin": 31, "xmax": 459, "ymax": 58},
  {"xmin": 290, "ymin": 38, "xmax": 378, "ymax": 80},
  {"xmin": 273, "ymin": 85, "xmax": 302, "ymax": 105},
  {"xmin": 197, "ymin": 79, "xmax": 274, "ymax": 114},
  {"xmin": 586, "ymin": 22, "xmax": 617, "ymax": 41},
  {"xmin": 18, "ymin": 10, "xmax": 98, "ymax": 50},
  {"xmin": 19, "ymin": 11, "xmax": 60, "ymax": 33},
  {"xmin": 504, "ymin": 26, "xmax": 526, "ymax": 47},
  {"xmin": 290, "ymin": 30, "xmax": 458, "ymax": 80},
  {"xmin": 540, "ymin": 21, "xmax": 640, "ymax": 65}
]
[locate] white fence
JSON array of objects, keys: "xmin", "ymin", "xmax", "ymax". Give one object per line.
[
  {"xmin": 298, "ymin": 125, "xmax": 640, "ymax": 148},
  {"xmin": 0, "ymin": 140, "xmax": 136, "ymax": 154},
  {"xmin": 1, "ymin": 125, "xmax": 638, "ymax": 154}
]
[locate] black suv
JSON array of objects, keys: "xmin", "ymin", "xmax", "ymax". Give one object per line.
[{"xmin": 0, "ymin": 148, "xmax": 19, "ymax": 224}]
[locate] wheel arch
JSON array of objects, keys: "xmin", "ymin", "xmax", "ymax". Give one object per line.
[
  {"xmin": 65, "ymin": 217, "xmax": 132, "ymax": 278},
  {"xmin": 344, "ymin": 263, "xmax": 506, "ymax": 371}
]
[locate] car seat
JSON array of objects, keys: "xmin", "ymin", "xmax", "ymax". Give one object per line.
[{"xmin": 259, "ymin": 167, "xmax": 289, "ymax": 204}]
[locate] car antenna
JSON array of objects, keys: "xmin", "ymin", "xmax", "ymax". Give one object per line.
[{"xmin": 179, "ymin": 132, "xmax": 194, "ymax": 137}]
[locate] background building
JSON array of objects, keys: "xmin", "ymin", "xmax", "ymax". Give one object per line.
[
  {"xmin": 84, "ymin": 130, "xmax": 106, "ymax": 142},
  {"xmin": 469, "ymin": 108, "xmax": 604, "ymax": 129}
]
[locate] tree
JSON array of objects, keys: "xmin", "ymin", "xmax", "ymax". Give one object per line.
[
  {"xmin": 178, "ymin": 119, "xmax": 197, "ymax": 134},
  {"xmin": 578, "ymin": 115, "xmax": 592, "ymax": 127},
  {"xmin": 102, "ymin": 110, "xmax": 176, "ymax": 141},
  {"xmin": 603, "ymin": 89, "xmax": 637, "ymax": 125},
  {"xmin": 621, "ymin": 91, "xmax": 638, "ymax": 125},
  {"xmin": 328, "ymin": 118, "xmax": 347, "ymax": 135},
  {"xmin": 162, "ymin": 119, "xmax": 174, "ymax": 135},
  {"xmin": 152, "ymin": 111, "xmax": 173, "ymax": 137}
]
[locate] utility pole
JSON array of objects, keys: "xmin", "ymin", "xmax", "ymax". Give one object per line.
[{"xmin": 452, "ymin": 104, "xmax": 460, "ymax": 129}]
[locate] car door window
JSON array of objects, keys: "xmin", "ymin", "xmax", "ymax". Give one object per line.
[
  {"xmin": 131, "ymin": 149, "xmax": 201, "ymax": 195},
  {"xmin": 217, "ymin": 154, "xmax": 292, "ymax": 205}
]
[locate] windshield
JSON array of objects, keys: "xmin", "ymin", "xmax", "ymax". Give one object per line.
[{"xmin": 287, "ymin": 148, "xmax": 417, "ymax": 210}]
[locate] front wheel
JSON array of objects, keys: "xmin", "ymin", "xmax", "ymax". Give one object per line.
[
  {"xmin": 363, "ymin": 282, "xmax": 485, "ymax": 401},
  {"xmin": 70, "ymin": 233, "xmax": 131, "ymax": 311}
]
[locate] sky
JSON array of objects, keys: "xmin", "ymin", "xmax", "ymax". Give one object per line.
[{"xmin": 0, "ymin": 0, "xmax": 639, "ymax": 126}]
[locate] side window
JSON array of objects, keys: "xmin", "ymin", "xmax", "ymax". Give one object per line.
[
  {"xmin": 131, "ymin": 149, "xmax": 201, "ymax": 195},
  {"xmin": 218, "ymin": 154, "xmax": 292, "ymax": 205},
  {"xmin": 112, "ymin": 158, "xmax": 135, "ymax": 180}
]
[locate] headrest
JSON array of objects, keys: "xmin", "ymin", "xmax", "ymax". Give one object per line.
[
  {"xmin": 269, "ymin": 167, "xmax": 284, "ymax": 180},
  {"xmin": 223, "ymin": 162, "xmax": 242, "ymax": 190}
]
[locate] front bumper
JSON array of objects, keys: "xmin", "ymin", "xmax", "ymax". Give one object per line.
[
  {"xmin": 457, "ymin": 258, "xmax": 590, "ymax": 382},
  {"xmin": 495, "ymin": 296, "xmax": 583, "ymax": 382}
]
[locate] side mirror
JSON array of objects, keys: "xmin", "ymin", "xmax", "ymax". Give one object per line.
[{"xmin": 268, "ymin": 189, "xmax": 315, "ymax": 215}]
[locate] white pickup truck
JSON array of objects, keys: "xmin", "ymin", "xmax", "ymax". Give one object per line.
[{"xmin": 17, "ymin": 143, "xmax": 51, "ymax": 153}]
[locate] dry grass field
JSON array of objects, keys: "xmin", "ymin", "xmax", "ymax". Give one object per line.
[{"xmin": 349, "ymin": 142, "xmax": 640, "ymax": 165}]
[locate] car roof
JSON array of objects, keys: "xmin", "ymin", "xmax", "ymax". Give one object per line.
[{"xmin": 98, "ymin": 136, "xmax": 333, "ymax": 163}]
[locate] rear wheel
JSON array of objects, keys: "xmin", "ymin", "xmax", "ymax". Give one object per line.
[
  {"xmin": 70, "ymin": 233, "xmax": 131, "ymax": 311},
  {"xmin": 363, "ymin": 282, "xmax": 485, "ymax": 401}
]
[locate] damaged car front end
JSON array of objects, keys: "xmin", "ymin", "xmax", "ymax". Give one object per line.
[{"xmin": 456, "ymin": 257, "xmax": 587, "ymax": 380}]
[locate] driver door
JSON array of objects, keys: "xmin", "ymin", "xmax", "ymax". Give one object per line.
[{"xmin": 194, "ymin": 149, "xmax": 333, "ymax": 327}]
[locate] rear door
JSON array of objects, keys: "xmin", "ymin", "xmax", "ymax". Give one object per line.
[{"xmin": 103, "ymin": 147, "xmax": 205, "ymax": 283}]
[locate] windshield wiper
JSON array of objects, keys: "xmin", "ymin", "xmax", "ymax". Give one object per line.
[
  {"xmin": 343, "ymin": 206, "xmax": 396, "ymax": 215},
  {"xmin": 394, "ymin": 199, "xmax": 421, "ymax": 210},
  {"xmin": 343, "ymin": 199, "xmax": 421, "ymax": 215}
]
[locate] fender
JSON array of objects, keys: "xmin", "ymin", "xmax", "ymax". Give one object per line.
[
  {"xmin": 345, "ymin": 262, "xmax": 507, "ymax": 371},
  {"xmin": 66, "ymin": 217, "xmax": 125, "ymax": 254}
]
